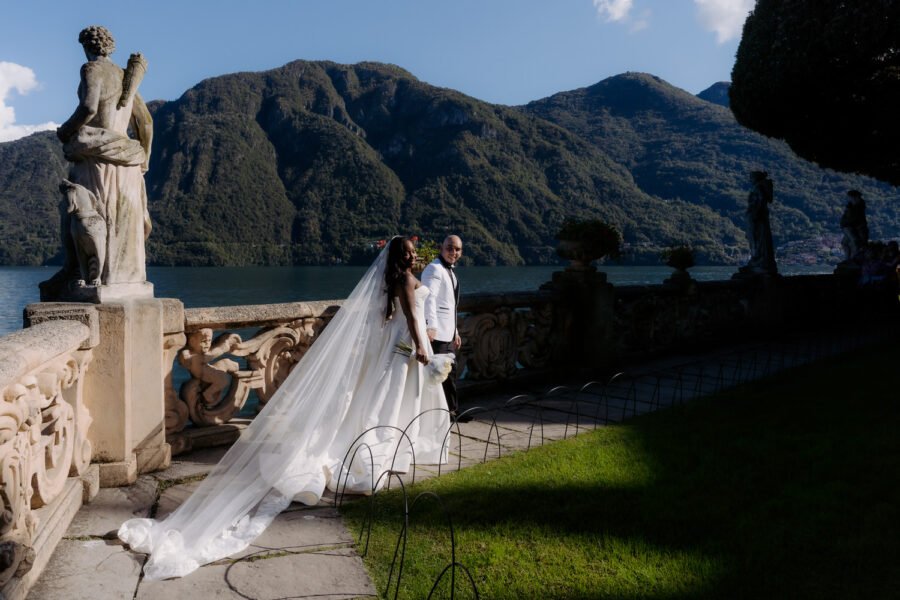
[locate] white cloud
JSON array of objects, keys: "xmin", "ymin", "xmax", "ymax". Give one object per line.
[
  {"xmin": 693, "ymin": 0, "xmax": 754, "ymax": 44},
  {"xmin": 0, "ymin": 61, "xmax": 58, "ymax": 143},
  {"xmin": 629, "ymin": 8, "xmax": 652, "ymax": 33},
  {"xmin": 593, "ymin": 0, "xmax": 634, "ymax": 22}
]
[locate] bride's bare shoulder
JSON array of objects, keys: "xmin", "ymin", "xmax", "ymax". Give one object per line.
[
  {"xmin": 403, "ymin": 272, "xmax": 421, "ymax": 289},
  {"xmin": 390, "ymin": 273, "xmax": 420, "ymax": 298}
]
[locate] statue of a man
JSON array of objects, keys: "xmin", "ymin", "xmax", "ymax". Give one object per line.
[
  {"xmin": 840, "ymin": 189, "xmax": 868, "ymax": 261},
  {"xmin": 743, "ymin": 170, "xmax": 777, "ymax": 275},
  {"xmin": 41, "ymin": 25, "xmax": 153, "ymax": 300}
]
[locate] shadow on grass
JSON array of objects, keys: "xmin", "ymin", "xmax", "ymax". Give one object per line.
[{"xmin": 345, "ymin": 344, "xmax": 900, "ymax": 599}]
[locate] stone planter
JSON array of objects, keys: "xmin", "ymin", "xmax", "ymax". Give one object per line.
[
  {"xmin": 556, "ymin": 239, "xmax": 607, "ymax": 271},
  {"xmin": 663, "ymin": 267, "xmax": 694, "ymax": 288}
]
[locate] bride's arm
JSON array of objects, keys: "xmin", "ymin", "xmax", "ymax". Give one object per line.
[{"xmin": 398, "ymin": 275, "xmax": 429, "ymax": 365}]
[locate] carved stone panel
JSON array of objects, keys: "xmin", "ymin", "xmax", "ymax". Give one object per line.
[{"xmin": 1, "ymin": 341, "xmax": 93, "ymax": 584}]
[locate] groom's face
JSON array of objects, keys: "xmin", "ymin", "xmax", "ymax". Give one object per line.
[{"xmin": 441, "ymin": 236, "xmax": 463, "ymax": 266}]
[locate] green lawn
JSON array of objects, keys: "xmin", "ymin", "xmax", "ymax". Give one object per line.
[{"xmin": 342, "ymin": 344, "xmax": 900, "ymax": 599}]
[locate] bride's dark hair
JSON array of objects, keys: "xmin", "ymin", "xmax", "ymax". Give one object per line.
[{"xmin": 384, "ymin": 236, "xmax": 410, "ymax": 320}]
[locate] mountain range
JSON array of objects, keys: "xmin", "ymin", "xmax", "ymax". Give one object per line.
[{"xmin": 0, "ymin": 60, "xmax": 896, "ymax": 267}]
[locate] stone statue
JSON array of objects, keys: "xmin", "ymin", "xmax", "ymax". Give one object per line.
[
  {"xmin": 739, "ymin": 170, "xmax": 777, "ymax": 276},
  {"xmin": 60, "ymin": 179, "xmax": 106, "ymax": 287},
  {"xmin": 840, "ymin": 189, "xmax": 868, "ymax": 261},
  {"xmin": 40, "ymin": 25, "xmax": 153, "ymax": 301},
  {"xmin": 178, "ymin": 329, "xmax": 241, "ymax": 409}
]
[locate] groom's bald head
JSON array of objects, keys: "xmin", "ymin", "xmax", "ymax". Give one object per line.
[{"xmin": 441, "ymin": 235, "xmax": 463, "ymax": 265}]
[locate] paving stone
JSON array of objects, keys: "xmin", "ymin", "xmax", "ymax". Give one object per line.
[
  {"xmin": 135, "ymin": 547, "xmax": 376, "ymax": 600},
  {"xmin": 154, "ymin": 446, "xmax": 228, "ymax": 482},
  {"xmin": 134, "ymin": 560, "xmax": 243, "ymax": 600},
  {"xmin": 154, "ymin": 480, "xmax": 203, "ymax": 520},
  {"xmin": 29, "ymin": 539, "xmax": 143, "ymax": 600},
  {"xmin": 66, "ymin": 475, "xmax": 158, "ymax": 538},
  {"xmin": 451, "ymin": 434, "xmax": 498, "ymax": 456},
  {"xmin": 449, "ymin": 419, "xmax": 500, "ymax": 440},
  {"xmin": 142, "ymin": 487, "xmax": 356, "ymax": 555},
  {"xmin": 488, "ymin": 410, "xmax": 546, "ymax": 432},
  {"xmin": 488, "ymin": 427, "xmax": 537, "ymax": 452},
  {"xmin": 241, "ymin": 505, "xmax": 354, "ymax": 559}
]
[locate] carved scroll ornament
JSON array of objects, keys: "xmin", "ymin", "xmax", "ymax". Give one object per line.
[
  {"xmin": 170, "ymin": 318, "xmax": 325, "ymax": 430},
  {"xmin": 0, "ymin": 349, "xmax": 92, "ymax": 584}
]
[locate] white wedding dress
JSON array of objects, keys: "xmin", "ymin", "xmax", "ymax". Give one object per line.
[{"xmin": 119, "ymin": 248, "xmax": 450, "ymax": 580}]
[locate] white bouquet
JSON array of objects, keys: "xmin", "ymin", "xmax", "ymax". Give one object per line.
[
  {"xmin": 394, "ymin": 342, "xmax": 455, "ymax": 385},
  {"xmin": 426, "ymin": 353, "xmax": 455, "ymax": 385}
]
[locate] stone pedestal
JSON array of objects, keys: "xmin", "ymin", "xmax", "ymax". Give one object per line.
[
  {"xmin": 39, "ymin": 278, "xmax": 155, "ymax": 304},
  {"xmin": 91, "ymin": 299, "xmax": 170, "ymax": 486},
  {"xmin": 543, "ymin": 266, "xmax": 615, "ymax": 370},
  {"xmin": 732, "ymin": 264, "xmax": 779, "ymax": 280},
  {"xmin": 27, "ymin": 298, "xmax": 177, "ymax": 487},
  {"xmin": 663, "ymin": 269, "xmax": 695, "ymax": 290},
  {"xmin": 76, "ymin": 282, "xmax": 155, "ymax": 304},
  {"xmin": 833, "ymin": 261, "xmax": 861, "ymax": 279}
]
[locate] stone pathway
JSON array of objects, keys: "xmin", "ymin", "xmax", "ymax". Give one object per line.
[{"xmin": 28, "ymin": 329, "xmax": 884, "ymax": 599}]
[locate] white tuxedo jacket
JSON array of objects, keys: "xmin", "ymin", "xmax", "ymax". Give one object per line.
[{"xmin": 422, "ymin": 259, "xmax": 458, "ymax": 342}]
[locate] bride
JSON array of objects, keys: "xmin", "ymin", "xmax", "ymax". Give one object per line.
[{"xmin": 119, "ymin": 236, "xmax": 451, "ymax": 580}]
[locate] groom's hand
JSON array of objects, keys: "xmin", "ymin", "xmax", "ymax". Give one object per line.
[
  {"xmin": 453, "ymin": 333, "xmax": 462, "ymax": 350},
  {"xmin": 427, "ymin": 328, "xmax": 437, "ymax": 342}
]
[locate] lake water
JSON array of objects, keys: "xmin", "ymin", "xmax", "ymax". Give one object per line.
[{"xmin": 0, "ymin": 264, "xmax": 834, "ymax": 336}]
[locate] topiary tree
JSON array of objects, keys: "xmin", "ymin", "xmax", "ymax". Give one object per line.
[
  {"xmin": 730, "ymin": 0, "xmax": 900, "ymax": 185},
  {"xmin": 555, "ymin": 219, "xmax": 621, "ymax": 267}
]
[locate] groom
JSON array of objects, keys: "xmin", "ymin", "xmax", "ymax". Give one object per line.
[{"xmin": 423, "ymin": 235, "xmax": 467, "ymax": 421}]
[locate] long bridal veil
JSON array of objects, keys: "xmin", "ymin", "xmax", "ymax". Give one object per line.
[{"xmin": 119, "ymin": 244, "xmax": 446, "ymax": 580}]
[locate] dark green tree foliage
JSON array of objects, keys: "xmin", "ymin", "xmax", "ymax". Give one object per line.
[
  {"xmin": 731, "ymin": 0, "xmax": 900, "ymax": 184},
  {"xmin": 0, "ymin": 133, "xmax": 67, "ymax": 265}
]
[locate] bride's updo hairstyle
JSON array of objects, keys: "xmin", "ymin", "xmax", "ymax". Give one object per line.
[{"xmin": 384, "ymin": 236, "xmax": 409, "ymax": 320}]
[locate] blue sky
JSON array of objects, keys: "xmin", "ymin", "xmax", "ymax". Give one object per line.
[{"xmin": 0, "ymin": 0, "xmax": 752, "ymax": 142}]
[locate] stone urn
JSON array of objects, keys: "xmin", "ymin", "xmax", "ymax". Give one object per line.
[
  {"xmin": 663, "ymin": 246, "xmax": 695, "ymax": 287},
  {"xmin": 555, "ymin": 219, "xmax": 621, "ymax": 271},
  {"xmin": 556, "ymin": 239, "xmax": 599, "ymax": 270}
]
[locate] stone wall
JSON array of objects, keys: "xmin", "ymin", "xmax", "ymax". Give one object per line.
[{"xmin": 611, "ymin": 273, "xmax": 881, "ymax": 362}]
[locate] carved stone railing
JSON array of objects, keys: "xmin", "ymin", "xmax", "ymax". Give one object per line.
[
  {"xmin": 165, "ymin": 301, "xmax": 341, "ymax": 454},
  {"xmin": 457, "ymin": 291, "xmax": 557, "ymax": 382},
  {"xmin": 163, "ymin": 269, "xmax": 896, "ymax": 456},
  {"xmin": 0, "ymin": 321, "xmax": 95, "ymax": 585},
  {"xmin": 164, "ymin": 291, "xmax": 560, "ymax": 453}
]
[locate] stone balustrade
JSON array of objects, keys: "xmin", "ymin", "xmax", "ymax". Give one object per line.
[
  {"xmin": 5, "ymin": 268, "xmax": 889, "ymax": 473},
  {"xmin": 164, "ymin": 291, "xmax": 560, "ymax": 453},
  {"xmin": 160, "ymin": 270, "xmax": 897, "ymax": 456},
  {"xmin": 166, "ymin": 301, "xmax": 341, "ymax": 454},
  {"xmin": 457, "ymin": 291, "xmax": 557, "ymax": 381},
  {"xmin": 176, "ymin": 300, "xmax": 340, "ymax": 427},
  {"xmin": 0, "ymin": 320, "xmax": 97, "ymax": 587}
]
